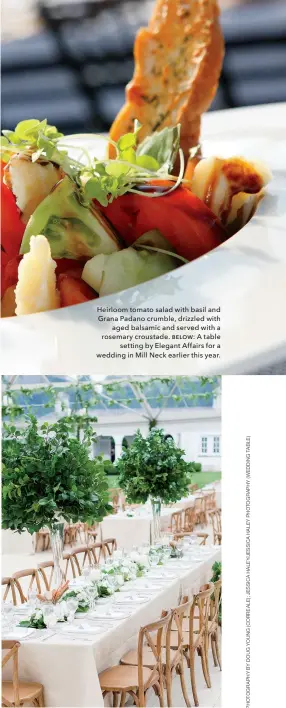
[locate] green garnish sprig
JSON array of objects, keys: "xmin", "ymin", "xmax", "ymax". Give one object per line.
[{"xmin": 1, "ymin": 118, "xmax": 185, "ymax": 207}]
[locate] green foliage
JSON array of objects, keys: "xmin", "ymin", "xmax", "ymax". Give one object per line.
[
  {"xmin": 116, "ymin": 428, "xmax": 192, "ymax": 504},
  {"xmin": 210, "ymin": 561, "xmax": 222, "ymax": 624},
  {"xmin": 19, "ymin": 613, "xmax": 47, "ymax": 630},
  {"xmin": 210, "ymin": 561, "xmax": 221, "ymax": 583},
  {"xmin": 1, "ymin": 118, "xmax": 182, "ymax": 208},
  {"xmin": 103, "ymin": 459, "xmax": 116, "ymax": 476},
  {"xmin": 191, "ymin": 462, "xmax": 202, "ymax": 473},
  {"xmin": 2, "ymin": 415, "xmax": 112, "ymax": 534}
]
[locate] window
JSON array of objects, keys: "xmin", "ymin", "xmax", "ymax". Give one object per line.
[
  {"xmin": 201, "ymin": 436, "xmax": 208, "ymax": 454},
  {"xmin": 213, "ymin": 436, "xmax": 220, "ymax": 454}
]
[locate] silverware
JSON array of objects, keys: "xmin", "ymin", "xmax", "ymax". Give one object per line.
[{"xmin": 40, "ymin": 631, "xmax": 57, "ymax": 642}]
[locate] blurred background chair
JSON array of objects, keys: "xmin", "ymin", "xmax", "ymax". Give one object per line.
[{"xmin": 2, "ymin": 1, "xmax": 286, "ymax": 134}]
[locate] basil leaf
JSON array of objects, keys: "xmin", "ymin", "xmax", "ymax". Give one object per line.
[
  {"xmin": 136, "ymin": 125, "xmax": 181, "ymax": 173},
  {"xmin": 136, "ymin": 155, "xmax": 160, "ymax": 171}
]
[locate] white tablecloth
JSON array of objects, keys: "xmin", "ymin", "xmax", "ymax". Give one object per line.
[
  {"xmin": 100, "ymin": 507, "xmax": 180, "ymax": 550},
  {"xmin": 3, "ymin": 548, "xmax": 221, "ymax": 707}
]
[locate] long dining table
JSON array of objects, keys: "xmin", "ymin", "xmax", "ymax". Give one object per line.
[
  {"xmin": 2, "ymin": 546, "xmax": 221, "ymax": 707},
  {"xmin": 100, "ymin": 482, "xmax": 221, "ymax": 549}
]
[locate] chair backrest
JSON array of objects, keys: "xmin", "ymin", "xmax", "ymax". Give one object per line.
[
  {"xmin": 137, "ymin": 611, "xmax": 171, "ymax": 707},
  {"xmin": 189, "ymin": 583, "xmax": 214, "ymax": 650},
  {"xmin": 11, "ymin": 569, "xmax": 42, "ymax": 603},
  {"xmin": 210, "ymin": 578, "xmax": 222, "ymax": 628},
  {"xmin": 196, "ymin": 533, "xmax": 209, "ymax": 546},
  {"xmin": 89, "ymin": 542, "xmax": 104, "ymax": 565},
  {"xmin": 194, "ymin": 496, "xmax": 204, "ymax": 512},
  {"xmin": 37, "ymin": 552, "xmax": 71, "ymax": 590},
  {"xmin": 209, "ymin": 509, "xmax": 222, "ymax": 541},
  {"xmin": 69, "ymin": 545, "xmax": 95, "ymax": 576},
  {"xmin": 166, "ymin": 597, "xmax": 193, "ymax": 672},
  {"xmin": 102, "ymin": 538, "xmax": 117, "ymax": 557},
  {"xmin": 172, "ymin": 532, "xmax": 208, "ymax": 546},
  {"xmin": 2, "ymin": 640, "xmax": 20, "ymax": 706},
  {"xmin": 170, "ymin": 511, "xmax": 182, "ymax": 533},
  {"xmin": 2, "ymin": 577, "xmax": 17, "ymax": 606},
  {"xmin": 183, "ymin": 506, "xmax": 196, "ymax": 532}
]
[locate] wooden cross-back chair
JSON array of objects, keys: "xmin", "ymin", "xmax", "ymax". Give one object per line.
[
  {"xmin": 173, "ymin": 532, "xmax": 209, "ymax": 546},
  {"xmin": 182, "ymin": 506, "xmax": 196, "ymax": 533},
  {"xmin": 208, "ymin": 578, "xmax": 222, "ymax": 672},
  {"xmin": 205, "ymin": 491, "xmax": 216, "ymax": 512},
  {"xmin": 2, "ymin": 578, "xmax": 17, "ymax": 606},
  {"xmin": 102, "ymin": 537, "xmax": 117, "ymax": 558},
  {"xmin": 168, "ymin": 510, "xmax": 183, "ymax": 535},
  {"xmin": 109, "ymin": 488, "xmax": 121, "ymax": 514},
  {"xmin": 168, "ymin": 583, "xmax": 214, "ymax": 706},
  {"xmin": 2, "ymin": 640, "xmax": 45, "ymax": 707},
  {"xmin": 208, "ymin": 509, "xmax": 222, "ymax": 545},
  {"xmin": 193, "ymin": 496, "xmax": 207, "ymax": 527},
  {"xmin": 121, "ymin": 598, "xmax": 192, "ymax": 707},
  {"xmin": 37, "ymin": 552, "xmax": 72, "ymax": 591},
  {"xmin": 69, "ymin": 543, "xmax": 103, "ymax": 576},
  {"xmin": 64, "ymin": 524, "xmax": 78, "ymax": 547},
  {"xmin": 87, "ymin": 522, "xmax": 99, "ymax": 544},
  {"xmin": 11, "ymin": 569, "xmax": 42, "ymax": 604},
  {"xmin": 35, "ymin": 528, "xmax": 50, "ymax": 553},
  {"xmin": 99, "ymin": 610, "xmax": 171, "ymax": 707}
]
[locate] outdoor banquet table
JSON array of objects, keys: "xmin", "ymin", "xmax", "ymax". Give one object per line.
[
  {"xmin": 100, "ymin": 506, "xmax": 182, "ymax": 550},
  {"xmin": 3, "ymin": 546, "xmax": 221, "ymax": 708}
]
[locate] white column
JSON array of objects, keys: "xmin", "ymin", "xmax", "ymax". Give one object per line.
[{"xmin": 114, "ymin": 435, "xmax": 123, "ymax": 460}]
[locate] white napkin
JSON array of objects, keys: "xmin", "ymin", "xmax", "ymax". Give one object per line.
[
  {"xmin": 4, "ymin": 627, "xmax": 35, "ymax": 640},
  {"xmin": 115, "ymin": 594, "xmax": 149, "ymax": 604},
  {"xmin": 61, "ymin": 623, "xmax": 102, "ymax": 635}
]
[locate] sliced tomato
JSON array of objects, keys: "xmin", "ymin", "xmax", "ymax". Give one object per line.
[
  {"xmin": 101, "ymin": 185, "xmax": 226, "ymax": 261},
  {"xmin": 58, "ymin": 274, "xmax": 97, "ymax": 308},
  {"xmin": 1, "ymin": 255, "xmax": 22, "ymax": 298},
  {"xmin": 1, "ymin": 180, "xmax": 25, "ymax": 258},
  {"xmin": 55, "ymin": 258, "xmax": 87, "ymax": 279}
]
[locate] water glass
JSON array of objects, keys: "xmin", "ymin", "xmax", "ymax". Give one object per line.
[
  {"xmin": 2, "ymin": 603, "xmax": 15, "ymax": 632},
  {"xmin": 43, "ymin": 606, "xmax": 58, "ymax": 630},
  {"xmin": 28, "ymin": 588, "xmax": 38, "ymax": 611},
  {"xmin": 65, "ymin": 598, "xmax": 78, "ymax": 625}
]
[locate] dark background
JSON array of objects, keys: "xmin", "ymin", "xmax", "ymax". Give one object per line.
[{"xmin": 2, "ymin": 0, "xmax": 286, "ymax": 134}]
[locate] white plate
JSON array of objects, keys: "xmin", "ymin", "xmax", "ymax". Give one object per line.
[{"xmin": 2, "ymin": 104, "xmax": 286, "ymax": 374}]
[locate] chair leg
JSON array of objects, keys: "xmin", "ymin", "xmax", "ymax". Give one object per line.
[
  {"xmin": 200, "ymin": 645, "xmax": 211, "ymax": 689},
  {"xmin": 204, "ymin": 637, "xmax": 212, "ymax": 687},
  {"xmin": 120, "ymin": 690, "xmax": 126, "ymax": 706},
  {"xmin": 177, "ymin": 660, "xmax": 191, "ymax": 708},
  {"xmin": 190, "ymin": 650, "xmax": 199, "ymax": 707},
  {"xmin": 166, "ymin": 666, "xmax": 173, "ymax": 707},
  {"xmin": 214, "ymin": 632, "xmax": 222, "ymax": 670},
  {"xmin": 211, "ymin": 635, "xmax": 218, "ymax": 667}
]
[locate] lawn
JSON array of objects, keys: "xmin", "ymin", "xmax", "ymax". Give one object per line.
[
  {"xmin": 106, "ymin": 470, "xmax": 221, "ymax": 491},
  {"xmin": 191, "ymin": 470, "xmax": 221, "ymax": 489}
]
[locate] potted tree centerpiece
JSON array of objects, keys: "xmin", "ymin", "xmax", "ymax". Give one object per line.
[
  {"xmin": 116, "ymin": 428, "xmax": 192, "ymax": 542},
  {"xmin": 2, "ymin": 415, "xmax": 112, "ymax": 587}
]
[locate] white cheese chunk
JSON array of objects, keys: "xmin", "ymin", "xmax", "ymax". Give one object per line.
[{"xmin": 15, "ymin": 235, "xmax": 60, "ymax": 315}]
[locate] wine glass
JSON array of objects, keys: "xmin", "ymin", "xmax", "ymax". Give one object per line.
[{"xmin": 65, "ymin": 598, "xmax": 78, "ymax": 625}]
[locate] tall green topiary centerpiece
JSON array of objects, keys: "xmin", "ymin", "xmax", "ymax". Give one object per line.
[
  {"xmin": 116, "ymin": 428, "xmax": 192, "ymax": 541},
  {"xmin": 2, "ymin": 415, "xmax": 112, "ymax": 586}
]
